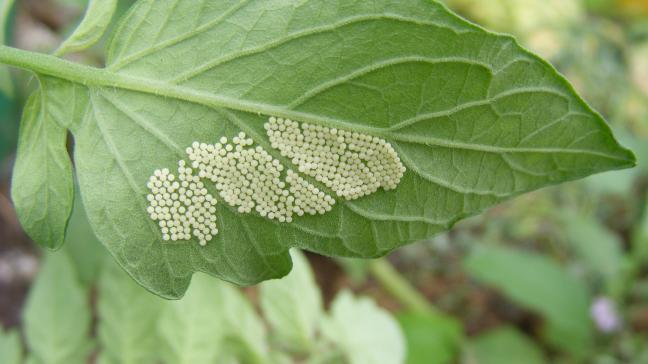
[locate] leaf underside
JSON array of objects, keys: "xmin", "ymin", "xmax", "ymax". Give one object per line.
[{"xmin": 17, "ymin": 0, "xmax": 634, "ymax": 298}]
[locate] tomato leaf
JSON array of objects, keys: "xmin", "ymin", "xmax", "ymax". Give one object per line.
[
  {"xmin": 463, "ymin": 245, "xmax": 594, "ymax": 357},
  {"xmin": 11, "ymin": 92, "xmax": 74, "ymax": 250},
  {"xmin": 260, "ymin": 250, "xmax": 323, "ymax": 352},
  {"xmin": 0, "ymin": 327, "xmax": 22, "ymax": 364},
  {"xmin": 466, "ymin": 327, "xmax": 546, "ymax": 364},
  {"xmin": 22, "ymin": 253, "xmax": 92, "ymax": 364},
  {"xmin": 321, "ymin": 290, "xmax": 405, "ymax": 364},
  {"xmin": 97, "ymin": 260, "xmax": 164, "ymax": 364},
  {"xmin": 0, "ymin": 0, "xmax": 635, "ymax": 297}
]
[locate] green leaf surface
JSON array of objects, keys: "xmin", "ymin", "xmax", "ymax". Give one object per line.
[
  {"xmin": 633, "ymin": 197, "xmax": 648, "ymax": 266},
  {"xmin": 55, "ymin": 0, "xmax": 118, "ymax": 56},
  {"xmin": 260, "ymin": 250, "xmax": 323, "ymax": 352},
  {"xmin": 0, "ymin": 0, "xmax": 13, "ymax": 98},
  {"xmin": 215, "ymin": 281, "xmax": 268, "ymax": 363},
  {"xmin": 10, "ymin": 91, "xmax": 74, "ymax": 250},
  {"xmin": 0, "ymin": 327, "xmax": 22, "ymax": 364},
  {"xmin": 23, "ymin": 253, "xmax": 92, "ymax": 364},
  {"xmin": 157, "ymin": 273, "xmax": 224, "ymax": 364},
  {"xmin": 62, "ymin": 184, "xmax": 107, "ymax": 285},
  {"xmin": 563, "ymin": 215, "xmax": 624, "ymax": 288},
  {"xmin": 158, "ymin": 273, "xmax": 268, "ymax": 364},
  {"xmin": 463, "ymin": 245, "xmax": 593, "ymax": 357},
  {"xmin": 464, "ymin": 327, "xmax": 546, "ymax": 364},
  {"xmin": 322, "ymin": 290, "xmax": 405, "ymax": 364},
  {"xmin": 398, "ymin": 312, "xmax": 462, "ymax": 364},
  {"xmin": 97, "ymin": 260, "xmax": 164, "ymax": 364},
  {"xmin": 0, "ymin": 0, "xmax": 635, "ymax": 297}
]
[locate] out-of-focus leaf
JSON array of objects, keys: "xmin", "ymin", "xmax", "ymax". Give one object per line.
[
  {"xmin": 62, "ymin": 184, "xmax": 107, "ymax": 285},
  {"xmin": 157, "ymin": 274, "xmax": 224, "ymax": 364},
  {"xmin": 336, "ymin": 257, "xmax": 371, "ymax": 284},
  {"xmin": 11, "ymin": 91, "xmax": 74, "ymax": 250},
  {"xmin": 158, "ymin": 273, "xmax": 267, "ymax": 364},
  {"xmin": 55, "ymin": 0, "xmax": 118, "ymax": 56},
  {"xmin": 463, "ymin": 245, "xmax": 593, "ymax": 357},
  {"xmin": 0, "ymin": 327, "xmax": 22, "ymax": 364},
  {"xmin": 260, "ymin": 250, "xmax": 323, "ymax": 352},
  {"xmin": 398, "ymin": 312, "xmax": 462, "ymax": 364},
  {"xmin": 464, "ymin": 327, "xmax": 546, "ymax": 364},
  {"xmin": 97, "ymin": 260, "xmax": 164, "ymax": 364},
  {"xmin": 563, "ymin": 215, "xmax": 624, "ymax": 287},
  {"xmin": 23, "ymin": 253, "xmax": 92, "ymax": 364},
  {"xmin": 217, "ymin": 281, "xmax": 268, "ymax": 363},
  {"xmin": 633, "ymin": 198, "xmax": 648, "ymax": 265},
  {"xmin": 322, "ymin": 290, "xmax": 405, "ymax": 364},
  {"xmin": 0, "ymin": 0, "xmax": 14, "ymax": 98}
]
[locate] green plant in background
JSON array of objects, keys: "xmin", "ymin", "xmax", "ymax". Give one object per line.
[{"xmin": 13, "ymin": 246, "xmax": 405, "ymax": 364}]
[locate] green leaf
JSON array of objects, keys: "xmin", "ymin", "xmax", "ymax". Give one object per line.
[
  {"xmin": 158, "ymin": 273, "xmax": 268, "ymax": 364},
  {"xmin": 260, "ymin": 249, "xmax": 323, "ymax": 352},
  {"xmin": 0, "ymin": 0, "xmax": 635, "ymax": 297},
  {"xmin": 157, "ymin": 273, "xmax": 224, "ymax": 364},
  {"xmin": 23, "ymin": 253, "xmax": 92, "ymax": 364},
  {"xmin": 10, "ymin": 91, "xmax": 74, "ymax": 250},
  {"xmin": 465, "ymin": 327, "xmax": 546, "ymax": 364},
  {"xmin": 55, "ymin": 0, "xmax": 118, "ymax": 56},
  {"xmin": 585, "ymin": 130, "xmax": 648, "ymax": 195},
  {"xmin": 62, "ymin": 184, "xmax": 107, "ymax": 285},
  {"xmin": 0, "ymin": 0, "xmax": 14, "ymax": 98},
  {"xmin": 463, "ymin": 245, "xmax": 593, "ymax": 357},
  {"xmin": 97, "ymin": 259, "xmax": 164, "ymax": 364},
  {"xmin": 563, "ymin": 215, "xmax": 624, "ymax": 288},
  {"xmin": 0, "ymin": 327, "xmax": 22, "ymax": 364},
  {"xmin": 215, "ymin": 281, "xmax": 268, "ymax": 363},
  {"xmin": 633, "ymin": 197, "xmax": 648, "ymax": 266},
  {"xmin": 322, "ymin": 290, "xmax": 405, "ymax": 364},
  {"xmin": 398, "ymin": 312, "xmax": 462, "ymax": 364}
]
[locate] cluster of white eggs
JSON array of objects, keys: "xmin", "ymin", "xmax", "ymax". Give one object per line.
[
  {"xmin": 265, "ymin": 117, "xmax": 406, "ymax": 200},
  {"xmin": 145, "ymin": 162, "xmax": 218, "ymax": 246},
  {"xmin": 145, "ymin": 117, "xmax": 407, "ymax": 246},
  {"xmin": 186, "ymin": 133, "xmax": 335, "ymax": 223}
]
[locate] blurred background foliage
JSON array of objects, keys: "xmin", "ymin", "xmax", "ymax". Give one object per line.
[{"xmin": 0, "ymin": 0, "xmax": 647, "ymax": 363}]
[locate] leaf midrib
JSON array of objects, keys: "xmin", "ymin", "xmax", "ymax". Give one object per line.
[
  {"xmin": 0, "ymin": 46, "xmax": 629, "ymax": 164},
  {"xmin": 2, "ymin": 44, "xmax": 633, "ymax": 238}
]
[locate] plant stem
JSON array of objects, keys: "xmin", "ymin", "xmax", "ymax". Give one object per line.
[{"xmin": 368, "ymin": 258, "xmax": 440, "ymax": 315}]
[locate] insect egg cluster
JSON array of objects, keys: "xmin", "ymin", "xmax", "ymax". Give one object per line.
[
  {"xmin": 187, "ymin": 133, "xmax": 335, "ymax": 222},
  {"xmin": 146, "ymin": 162, "xmax": 218, "ymax": 246},
  {"xmin": 265, "ymin": 117, "xmax": 406, "ymax": 200},
  {"xmin": 145, "ymin": 117, "xmax": 406, "ymax": 246}
]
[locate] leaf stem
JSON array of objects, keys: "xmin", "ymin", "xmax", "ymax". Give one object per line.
[
  {"xmin": 0, "ymin": 45, "xmax": 97, "ymax": 82},
  {"xmin": 368, "ymin": 258, "xmax": 440, "ymax": 315}
]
